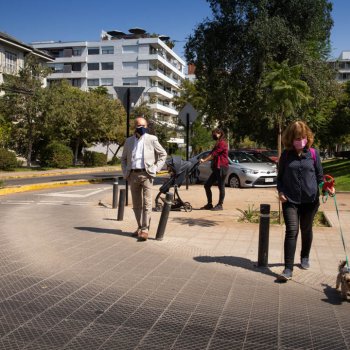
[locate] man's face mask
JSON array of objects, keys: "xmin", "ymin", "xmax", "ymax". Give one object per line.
[{"xmin": 136, "ymin": 126, "xmax": 148, "ymax": 136}]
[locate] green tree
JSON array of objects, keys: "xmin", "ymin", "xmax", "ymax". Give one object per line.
[
  {"xmin": 0, "ymin": 113, "xmax": 12, "ymax": 148},
  {"xmin": 45, "ymin": 81, "xmax": 125, "ymax": 165},
  {"xmin": 320, "ymin": 81, "xmax": 350, "ymax": 152},
  {"xmin": 185, "ymin": 0, "xmax": 333, "ymax": 143},
  {"xmin": 172, "ymin": 79, "xmax": 212, "ymax": 154},
  {"xmin": 262, "ymin": 61, "xmax": 312, "ymax": 156},
  {"xmin": 0, "ymin": 54, "xmax": 50, "ymax": 166},
  {"xmin": 89, "ymin": 88, "xmax": 126, "ymax": 161}
]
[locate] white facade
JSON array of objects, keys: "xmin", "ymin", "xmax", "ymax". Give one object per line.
[
  {"xmin": 329, "ymin": 51, "xmax": 350, "ymax": 83},
  {"xmin": 32, "ymin": 30, "xmax": 186, "ymax": 128},
  {"xmin": 0, "ymin": 32, "xmax": 53, "ymax": 89}
]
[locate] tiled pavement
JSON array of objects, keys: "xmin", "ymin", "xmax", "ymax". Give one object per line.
[{"xmin": 0, "ymin": 178, "xmax": 350, "ymax": 349}]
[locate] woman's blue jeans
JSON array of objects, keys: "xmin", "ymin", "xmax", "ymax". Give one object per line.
[{"xmin": 282, "ymin": 199, "xmax": 320, "ymax": 270}]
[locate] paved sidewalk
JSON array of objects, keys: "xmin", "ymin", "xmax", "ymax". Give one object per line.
[{"xmin": 0, "ymin": 171, "xmax": 350, "ymax": 349}]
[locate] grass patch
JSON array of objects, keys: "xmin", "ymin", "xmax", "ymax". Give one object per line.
[
  {"xmin": 322, "ymin": 159, "xmax": 350, "ymax": 191},
  {"xmin": 237, "ymin": 207, "xmax": 330, "ymax": 227}
]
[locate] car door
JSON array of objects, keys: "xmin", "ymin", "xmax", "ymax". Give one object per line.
[{"xmin": 196, "ymin": 151, "xmax": 211, "ymax": 182}]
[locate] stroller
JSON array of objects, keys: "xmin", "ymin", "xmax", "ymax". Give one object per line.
[{"xmin": 155, "ymin": 156, "xmax": 199, "ymax": 212}]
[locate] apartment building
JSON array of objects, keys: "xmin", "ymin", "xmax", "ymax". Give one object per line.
[
  {"xmin": 31, "ymin": 28, "xmax": 186, "ymax": 128},
  {"xmin": 0, "ymin": 31, "xmax": 53, "ymax": 88},
  {"xmin": 329, "ymin": 51, "xmax": 350, "ymax": 83}
]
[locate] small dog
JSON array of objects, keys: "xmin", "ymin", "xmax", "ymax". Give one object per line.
[{"xmin": 336, "ymin": 260, "xmax": 350, "ymax": 301}]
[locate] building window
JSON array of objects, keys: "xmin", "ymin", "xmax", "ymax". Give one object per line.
[
  {"xmin": 87, "ymin": 79, "xmax": 99, "ymax": 86},
  {"xmin": 122, "ymin": 62, "xmax": 138, "ymax": 70},
  {"xmin": 122, "ymin": 78, "xmax": 138, "ymax": 86},
  {"xmin": 88, "ymin": 63, "xmax": 99, "ymax": 71},
  {"xmin": 5, "ymin": 51, "xmax": 17, "ymax": 74},
  {"xmin": 88, "ymin": 47, "xmax": 99, "ymax": 55},
  {"xmin": 48, "ymin": 63, "xmax": 64, "ymax": 73},
  {"xmin": 71, "ymin": 78, "xmax": 81, "ymax": 87},
  {"xmin": 122, "ymin": 45, "xmax": 138, "ymax": 53},
  {"xmin": 72, "ymin": 63, "xmax": 82, "ymax": 71},
  {"xmin": 73, "ymin": 48, "xmax": 82, "ymax": 56},
  {"xmin": 102, "ymin": 46, "xmax": 114, "ymax": 54},
  {"xmin": 101, "ymin": 62, "xmax": 113, "ymax": 70},
  {"xmin": 49, "ymin": 49, "xmax": 63, "ymax": 58},
  {"xmin": 101, "ymin": 78, "xmax": 113, "ymax": 86}
]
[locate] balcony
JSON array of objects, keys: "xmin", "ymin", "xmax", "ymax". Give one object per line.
[
  {"xmin": 149, "ymin": 102, "xmax": 178, "ymax": 116},
  {"xmin": 147, "ymin": 86, "xmax": 173, "ymax": 99},
  {"xmin": 47, "ymin": 71, "xmax": 87, "ymax": 79},
  {"xmin": 138, "ymin": 70, "xmax": 180, "ymax": 89},
  {"xmin": 138, "ymin": 54, "xmax": 184, "ymax": 78},
  {"xmin": 52, "ymin": 56, "xmax": 87, "ymax": 63}
]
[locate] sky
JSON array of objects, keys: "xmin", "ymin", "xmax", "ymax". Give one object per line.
[{"xmin": 0, "ymin": 0, "xmax": 348, "ymax": 60}]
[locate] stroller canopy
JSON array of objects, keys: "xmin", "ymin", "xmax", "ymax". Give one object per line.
[{"xmin": 166, "ymin": 156, "xmax": 197, "ymax": 175}]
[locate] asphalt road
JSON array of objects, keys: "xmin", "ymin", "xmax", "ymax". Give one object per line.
[{"xmin": 2, "ymin": 170, "xmax": 123, "ymax": 186}]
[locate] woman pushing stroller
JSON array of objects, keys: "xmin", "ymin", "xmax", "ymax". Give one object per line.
[{"xmin": 199, "ymin": 128, "xmax": 229, "ymax": 211}]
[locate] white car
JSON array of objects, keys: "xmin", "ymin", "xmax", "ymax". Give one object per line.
[{"xmin": 193, "ymin": 150, "xmax": 277, "ymax": 188}]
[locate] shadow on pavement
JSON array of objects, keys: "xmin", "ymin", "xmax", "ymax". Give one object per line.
[
  {"xmin": 321, "ymin": 283, "xmax": 343, "ymax": 305},
  {"xmin": 74, "ymin": 226, "xmax": 131, "ymax": 237},
  {"xmin": 194, "ymin": 255, "xmax": 283, "ymax": 278},
  {"xmin": 170, "ymin": 217, "xmax": 218, "ymax": 227}
]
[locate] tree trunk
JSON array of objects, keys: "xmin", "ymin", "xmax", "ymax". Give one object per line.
[
  {"xmin": 276, "ymin": 111, "xmax": 285, "ymax": 159},
  {"xmin": 111, "ymin": 144, "xmax": 122, "ymax": 161},
  {"xmin": 105, "ymin": 141, "xmax": 110, "ymax": 158},
  {"xmin": 26, "ymin": 141, "xmax": 32, "ymax": 168},
  {"xmin": 277, "ymin": 122, "xmax": 282, "ymax": 158},
  {"xmin": 74, "ymin": 139, "xmax": 80, "ymax": 166}
]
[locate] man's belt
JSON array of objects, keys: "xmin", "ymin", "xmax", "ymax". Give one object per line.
[{"xmin": 131, "ymin": 168, "xmax": 146, "ymax": 173}]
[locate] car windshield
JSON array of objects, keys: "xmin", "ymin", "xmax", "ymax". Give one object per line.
[
  {"xmin": 228, "ymin": 151, "xmax": 260, "ymax": 163},
  {"xmin": 247, "ymin": 152, "xmax": 274, "ymax": 163},
  {"xmin": 262, "ymin": 150, "xmax": 278, "ymax": 157}
]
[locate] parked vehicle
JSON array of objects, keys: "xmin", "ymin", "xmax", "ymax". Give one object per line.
[
  {"xmin": 237, "ymin": 148, "xmax": 278, "ymax": 163},
  {"xmin": 192, "ymin": 150, "xmax": 277, "ymax": 188},
  {"xmin": 261, "ymin": 149, "xmax": 279, "ymax": 163}
]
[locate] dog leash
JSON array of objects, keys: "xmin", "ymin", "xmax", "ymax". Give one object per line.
[
  {"xmin": 332, "ymin": 194, "xmax": 350, "ymax": 270},
  {"xmin": 320, "ymin": 175, "xmax": 349, "ymax": 269}
]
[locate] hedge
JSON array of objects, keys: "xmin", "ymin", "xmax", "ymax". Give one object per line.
[
  {"xmin": 83, "ymin": 151, "xmax": 107, "ymax": 167},
  {"xmin": 40, "ymin": 142, "xmax": 73, "ymax": 168},
  {"xmin": 0, "ymin": 148, "xmax": 18, "ymax": 170}
]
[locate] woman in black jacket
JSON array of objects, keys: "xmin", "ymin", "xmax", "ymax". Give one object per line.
[{"xmin": 277, "ymin": 121, "xmax": 334, "ymax": 281}]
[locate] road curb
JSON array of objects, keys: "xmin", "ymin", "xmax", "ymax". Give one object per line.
[
  {"xmin": 0, "ymin": 166, "xmax": 121, "ymax": 180},
  {"xmin": 0, "ymin": 178, "xmax": 106, "ymax": 196}
]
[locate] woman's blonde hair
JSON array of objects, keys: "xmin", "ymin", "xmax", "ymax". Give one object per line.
[{"xmin": 282, "ymin": 121, "xmax": 314, "ymax": 150}]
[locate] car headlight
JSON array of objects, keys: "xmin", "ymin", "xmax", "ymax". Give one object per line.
[{"xmin": 241, "ymin": 168, "xmax": 259, "ymax": 174}]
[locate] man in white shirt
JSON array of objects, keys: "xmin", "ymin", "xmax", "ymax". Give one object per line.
[{"xmin": 121, "ymin": 117, "xmax": 167, "ymax": 241}]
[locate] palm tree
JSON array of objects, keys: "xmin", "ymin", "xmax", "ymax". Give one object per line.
[{"xmin": 262, "ymin": 61, "xmax": 312, "ymax": 157}]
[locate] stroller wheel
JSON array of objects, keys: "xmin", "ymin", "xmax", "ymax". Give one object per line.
[
  {"xmin": 184, "ymin": 202, "xmax": 192, "ymax": 212},
  {"xmin": 155, "ymin": 203, "xmax": 163, "ymax": 212}
]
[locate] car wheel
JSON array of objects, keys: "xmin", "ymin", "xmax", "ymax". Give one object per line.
[{"xmin": 228, "ymin": 174, "xmax": 240, "ymax": 188}]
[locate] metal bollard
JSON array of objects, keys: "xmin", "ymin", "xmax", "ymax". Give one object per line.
[
  {"xmin": 112, "ymin": 179, "xmax": 119, "ymax": 209},
  {"xmin": 155, "ymin": 192, "xmax": 174, "ymax": 241},
  {"xmin": 117, "ymin": 189, "xmax": 126, "ymax": 221},
  {"xmin": 258, "ymin": 204, "xmax": 270, "ymax": 267}
]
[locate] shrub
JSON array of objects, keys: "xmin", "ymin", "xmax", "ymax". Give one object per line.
[
  {"xmin": 108, "ymin": 157, "xmax": 121, "ymax": 165},
  {"xmin": 83, "ymin": 151, "xmax": 107, "ymax": 167},
  {"xmin": 40, "ymin": 142, "xmax": 73, "ymax": 169},
  {"xmin": 0, "ymin": 148, "xmax": 18, "ymax": 170}
]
